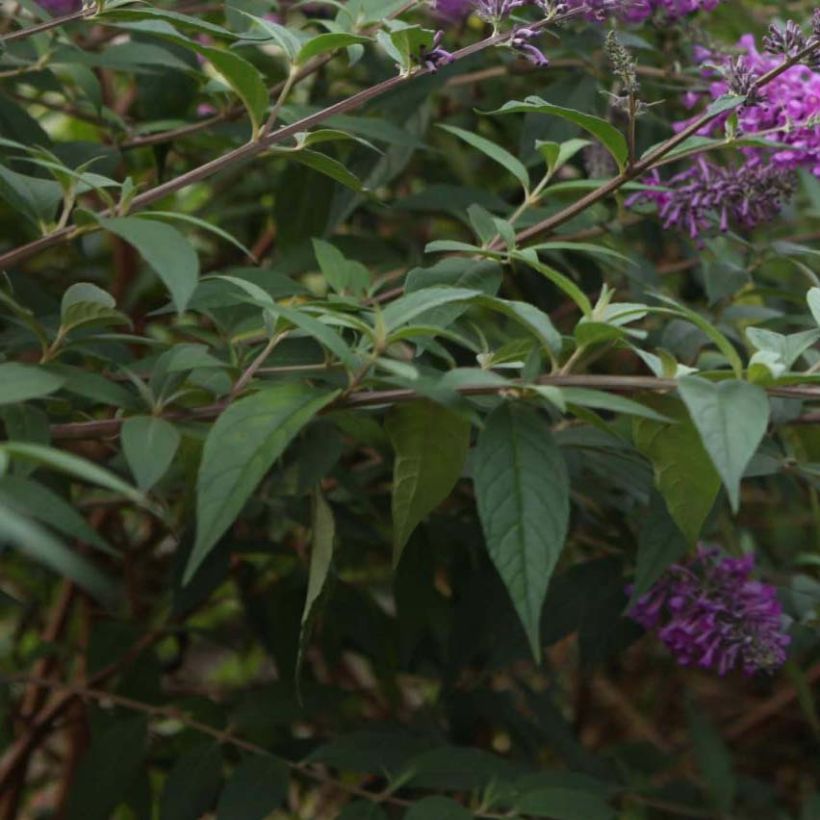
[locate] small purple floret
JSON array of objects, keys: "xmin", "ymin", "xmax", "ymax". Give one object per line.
[{"xmin": 628, "ymin": 547, "xmax": 791, "ymax": 676}]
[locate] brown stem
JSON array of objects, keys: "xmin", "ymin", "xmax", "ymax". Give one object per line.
[
  {"xmin": 46, "ymin": 373, "xmax": 820, "ymax": 441},
  {"xmin": 0, "ymin": 11, "xmax": 575, "ymax": 271},
  {"xmin": 2, "ymin": 6, "xmax": 92, "ymax": 44}
]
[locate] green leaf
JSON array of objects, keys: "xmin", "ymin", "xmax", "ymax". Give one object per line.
[
  {"xmin": 297, "ymin": 488, "xmax": 336, "ymax": 678},
  {"xmin": 488, "ymin": 98, "xmax": 628, "ymax": 171},
  {"xmin": 60, "ymin": 282, "xmax": 128, "ymax": 334},
  {"xmin": 192, "ymin": 45, "xmax": 270, "ymax": 134},
  {"xmin": 99, "ymin": 217, "xmax": 199, "ymax": 313},
  {"xmin": 404, "ymin": 796, "xmax": 473, "ymax": 819},
  {"xmin": 558, "ymin": 388, "xmax": 671, "ymax": 423},
  {"xmin": 338, "ymin": 802, "xmax": 388, "ymax": 820},
  {"xmin": 0, "ymin": 363, "xmax": 64, "ymax": 405},
  {"xmin": 516, "ymin": 787, "xmax": 614, "ymax": 820},
  {"xmin": 512, "ymin": 250, "xmax": 592, "ymax": 317},
  {"xmin": 188, "ymin": 385, "xmax": 339, "ymax": 583},
  {"xmin": 382, "ymin": 287, "xmax": 480, "ymax": 332},
  {"xmin": 677, "ymin": 377, "xmax": 769, "ymax": 512},
  {"xmin": 0, "ymin": 500, "xmax": 117, "ymax": 607},
  {"xmin": 159, "ymin": 743, "xmax": 223, "ymax": 820},
  {"xmin": 386, "ymin": 400, "xmax": 470, "ymax": 565},
  {"xmin": 478, "ymin": 296, "xmax": 562, "ymax": 357},
  {"xmin": 121, "ymin": 416, "xmax": 181, "ymax": 492},
  {"xmin": 629, "ymin": 491, "xmax": 689, "ymax": 606},
  {"xmin": 808, "ymin": 287, "xmax": 820, "ymax": 327},
  {"xmin": 649, "ymin": 295, "xmax": 743, "ymax": 378},
  {"xmin": 438, "ymin": 124, "xmax": 530, "ymax": 191},
  {"xmin": 312, "ymin": 238, "xmax": 371, "ymax": 296},
  {"xmin": 216, "ymin": 755, "xmax": 288, "ymax": 820},
  {"xmin": 474, "ymin": 402, "xmax": 569, "ymax": 661},
  {"xmin": 0, "ymin": 476, "xmax": 116, "ymax": 556},
  {"xmin": 0, "ymin": 442, "xmax": 144, "ymax": 504},
  {"xmin": 297, "ymin": 32, "xmax": 372, "ymax": 64},
  {"xmin": 632, "ymin": 397, "xmax": 721, "ymax": 544},
  {"xmin": 687, "ymin": 700, "xmax": 736, "ymax": 814},
  {"xmin": 66, "ymin": 717, "xmax": 149, "ymax": 820},
  {"xmin": 290, "ymin": 149, "xmax": 364, "ymax": 191}
]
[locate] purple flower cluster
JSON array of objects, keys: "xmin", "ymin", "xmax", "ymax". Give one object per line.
[
  {"xmin": 683, "ymin": 35, "xmax": 820, "ymax": 176},
  {"xmin": 38, "ymin": 0, "xmax": 82, "ymax": 13},
  {"xmin": 432, "ymin": 0, "xmax": 552, "ymax": 65},
  {"xmin": 562, "ymin": 0, "xmax": 720, "ymax": 24},
  {"xmin": 628, "ymin": 157, "xmax": 796, "ymax": 237},
  {"xmin": 629, "ymin": 547, "xmax": 790, "ymax": 676}
]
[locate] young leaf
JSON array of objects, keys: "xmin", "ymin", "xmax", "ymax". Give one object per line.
[
  {"xmin": 297, "ymin": 489, "xmax": 336, "ymax": 677},
  {"xmin": 439, "ymin": 124, "xmax": 530, "ymax": 192},
  {"xmin": 474, "ymin": 402, "xmax": 570, "ymax": 661},
  {"xmin": 99, "ymin": 217, "xmax": 199, "ymax": 313},
  {"xmin": 60, "ymin": 282, "xmax": 128, "ymax": 334},
  {"xmin": 188, "ymin": 385, "xmax": 339, "ymax": 583},
  {"xmin": 121, "ymin": 416, "xmax": 181, "ymax": 492},
  {"xmin": 677, "ymin": 377, "xmax": 770, "ymax": 513},
  {"xmin": 632, "ymin": 397, "xmax": 721, "ymax": 544},
  {"xmin": 386, "ymin": 400, "xmax": 470, "ymax": 565},
  {"xmin": 0, "ymin": 363, "xmax": 65, "ymax": 405},
  {"xmin": 312, "ymin": 238, "xmax": 371, "ymax": 296},
  {"xmin": 216, "ymin": 756, "xmax": 288, "ymax": 820}
]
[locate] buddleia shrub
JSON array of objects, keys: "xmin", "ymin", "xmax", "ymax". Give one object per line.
[{"xmin": 0, "ymin": 1, "xmax": 819, "ymax": 818}]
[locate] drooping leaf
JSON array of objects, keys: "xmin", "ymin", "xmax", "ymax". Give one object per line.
[
  {"xmin": 473, "ymin": 402, "xmax": 570, "ymax": 661},
  {"xmin": 188, "ymin": 385, "xmax": 339, "ymax": 582},
  {"xmin": 488, "ymin": 97, "xmax": 628, "ymax": 171},
  {"xmin": 386, "ymin": 400, "xmax": 470, "ymax": 565},
  {"xmin": 632, "ymin": 397, "xmax": 721, "ymax": 544},
  {"xmin": 677, "ymin": 377, "xmax": 770, "ymax": 512},
  {"xmin": 438, "ymin": 124, "xmax": 530, "ymax": 191},
  {"xmin": 121, "ymin": 416, "xmax": 181, "ymax": 492},
  {"xmin": 98, "ymin": 217, "xmax": 200, "ymax": 313},
  {"xmin": 296, "ymin": 488, "xmax": 336, "ymax": 678},
  {"xmin": 687, "ymin": 699, "xmax": 736, "ymax": 814}
]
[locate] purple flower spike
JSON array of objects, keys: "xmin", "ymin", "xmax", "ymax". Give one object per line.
[
  {"xmin": 510, "ymin": 27, "xmax": 549, "ymax": 66},
  {"xmin": 629, "ymin": 547, "xmax": 791, "ymax": 676},
  {"xmin": 627, "ymin": 158, "xmax": 796, "ymax": 238}
]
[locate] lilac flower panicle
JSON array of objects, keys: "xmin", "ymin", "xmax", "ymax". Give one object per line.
[
  {"xmin": 685, "ymin": 35, "xmax": 820, "ymax": 176},
  {"xmin": 629, "ymin": 547, "xmax": 791, "ymax": 676},
  {"xmin": 628, "ymin": 159, "xmax": 796, "ymax": 238}
]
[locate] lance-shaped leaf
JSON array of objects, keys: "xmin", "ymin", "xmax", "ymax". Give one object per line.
[
  {"xmin": 632, "ymin": 396, "xmax": 721, "ymax": 544},
  {"xmin": 121, "ymin": 416, "xmax": 181, "ymax": 492},
  {"xmin": 474, "ymin": 402, "xmax": 569, "ymax": 661},
  {"xmin": 188, "ymin": 385, "xmax": 339, "ymax": 583},
  {"xmin": 677, "ymin": 376, "xmax": 770, "ymax": 513},
  {"xmin": 99, "ymin": 217, "xmax": 199, "ymax": 314},
  {"xmin": 386, "ymin": 400, "xmax": 470, "ymax": 565},
  {"xmin": 487, "ymin": 97, "xmax": 628, "ymax": 171},
  {"xmin": 0, "ymin": 363, "xmax": 64, "ymax": 405}
]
